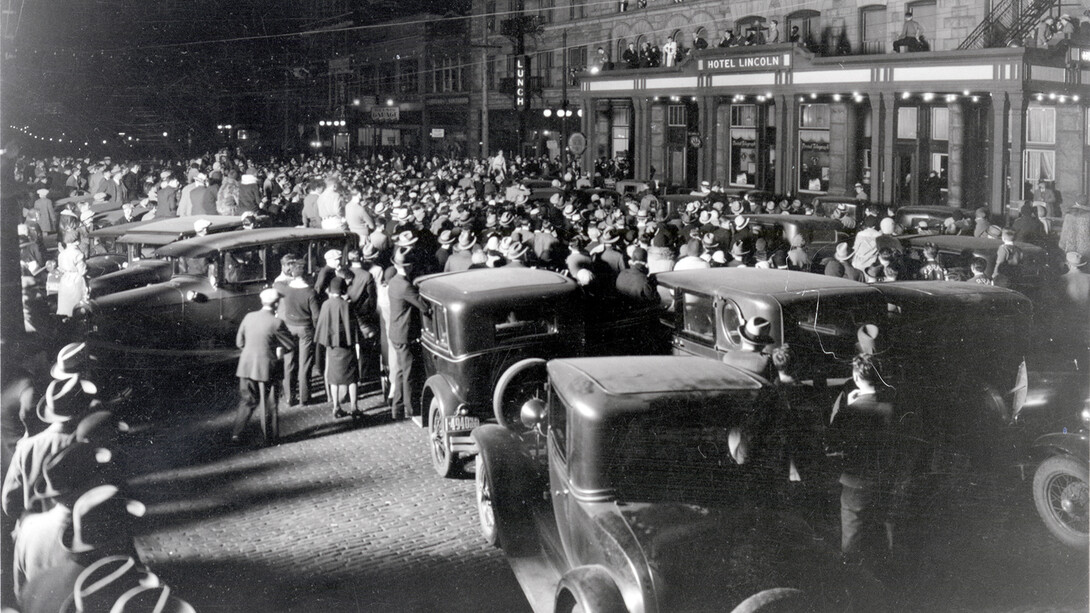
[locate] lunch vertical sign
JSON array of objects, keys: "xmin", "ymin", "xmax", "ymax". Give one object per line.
[{"xmin": 514, "ymin": 55, "xmax": 530, "ymax": 111}]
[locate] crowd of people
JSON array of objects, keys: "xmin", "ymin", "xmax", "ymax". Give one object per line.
[
  {"xmin": 4, "ymin": 145, "xmax": 1090, "ymax": 600},
  {"xmin": 1, "ymin": 341, "xmax": 194, "ymax": 612}
]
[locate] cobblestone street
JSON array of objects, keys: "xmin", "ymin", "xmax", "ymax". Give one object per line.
[
  {"xmin": 112, "ymin": 375, "xmax": 1089, "ymax": 613},
  {"xmin": 122, "ymin": 381, "xmax": 530, "ymax": 613}
]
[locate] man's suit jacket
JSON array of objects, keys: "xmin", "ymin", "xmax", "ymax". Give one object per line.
[
  {"xmin": 387, "ymin": 273, "xmax": 428, "ymax": 344},
  {"xmin": 236, "ymin": 308, "xmax": 295, "ymax": 381},
  {"xmin": 190, "ymin": 186, "xmax": 218, "ymax": 216},
  {"xmin": 155, "ymin": 186, "xmax": 178, "ymax": 218}
]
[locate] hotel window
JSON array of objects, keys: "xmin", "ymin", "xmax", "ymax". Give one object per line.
[
  {"xmin": 897, "ymin": 107, "xmax": 918, "ymax": 140},
  {"xmin": 860, "ymin": 6, "xmax": 886, "ymax": 54},
  {"xmin": 486, "ymin": 1, "xmax": 496, "ymax": 32},
  {"xmin": 1024, "ymin": 150, "xmax": 1056, "ymax": 184},
  {"xmin": 538, "ymin": 0, "xmax": 553, "ymax": 23},
  {"xmin": 667, "ymin": 105, "xmax": 687, "ymax": 127},
  {"xmin": 1026, "ymin": 105, "xmax": 1056, "ymax": 144},
  {"xmin": 567, "ymin": 46, "xmax": 587, "ymax": 71},
  {"xmin": 787, "ymin": 10, "xmax": 821, "ymax": 47},
  {"xmin": 729, "ymin": 105, "xmax": 758, "ymax": 187},
  {"xmin": 906, "ymin": 1, "xmax": 937, "ymax": 50},
  {"xmin": 612, "ymin": 107, "xmax": 630, "ymax": 159},
  {"xmin": 931, "ymin": 107, "xmax": 949, "ymax": 140},
  {"xmin": 798, "ymin": 103, "xmax": 830, "ymax": 193},
  {"xmin": 569, "ymin": 0, "xmax": 584, "ymax": 20},
  {"xmin": 735, "ymin": 16, "xmax": 764, "ymax": 41},
  {"xmin": 535, "ymin": 51, "xmax": 553, "ymax": 87}
]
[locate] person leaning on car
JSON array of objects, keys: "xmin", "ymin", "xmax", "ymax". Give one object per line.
[{"xmin": 387, "ymin": 249, "xmax": 431, "ymax": 420}]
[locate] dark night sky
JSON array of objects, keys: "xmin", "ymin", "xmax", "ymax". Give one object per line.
[{"xmin": 2, "ymin": 0, "xmax": 467, "ymax": 147}]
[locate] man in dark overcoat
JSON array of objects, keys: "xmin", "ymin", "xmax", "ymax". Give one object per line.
[{"xmin": 232, "ymin": 289, "xmax": 295, "ymax": 442}]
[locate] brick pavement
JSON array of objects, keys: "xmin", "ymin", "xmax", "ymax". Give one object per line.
[
  {"xmin": 115, "ymin": 378, "xmax": 1088, "ymax": 613},
  {"xmin": 123, "ymin": 383, "xmax": 531, "ymax": 613}
]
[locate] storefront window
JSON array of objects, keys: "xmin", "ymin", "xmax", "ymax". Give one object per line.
[
  {"xmin": 612, "ymin": 107, "xmax": 630, "ymax": 159},
  {"xmin": 730, "ymin": 105, "xmax": 758, "ymax": 187},
  {"xmin": 798, "ymin": 103, "xmax": 830, "ymax": 193},
  {"xmin": 1026, "ymin": 105, "xmax": 1056, "ymax": 144},
  {"xmin": 931, "ymin": 107, "xmax": 949, "ymax": 140},
  {"xmin": 1024, "ymin": 150, "xmax": 1055, "ymax": 183},
  {"xmin": 897, "ymin": 107, "xmax": 918, "ymax": 139}
]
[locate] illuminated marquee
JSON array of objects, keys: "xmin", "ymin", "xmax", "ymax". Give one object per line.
[{"xmin": 515, "ymin": 55, "xmax": 530, "ymax": 111}]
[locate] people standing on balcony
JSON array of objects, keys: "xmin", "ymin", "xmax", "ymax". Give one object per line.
[
  {"xmin": 789, "ymin": 26, "xmax": 801, "ymax": 43},
  {"xmin": 893, "ymin": 10, "xmax": 925, "ymax": 52},
  {"xmin": 662, "ymin": 37, "xmax": 678, "ymax": 67},
  {"xmin": 692, "ymin": 31, "xmax": 708, "ymax": 50},
  {"xmin": 638, "ymin": 42, "xmax": 652, "ymax": 68},
  {"xmin": 592, "ymin": 47, "xmax": 611, "ymax": 71},
  {"xmin": 718, "ymin": 29, "xmax": 737, "ymax": 47},
  {"xmin": 622, "ymin": 43, "xmax": 639, "ymax": 69},
  {"xmin": 766, "ymin": 20, "xmax": 781, "ymax": 44},
  {"xmin": 648, "ymin": 42, "xmax": 661, "ymax": 67}
]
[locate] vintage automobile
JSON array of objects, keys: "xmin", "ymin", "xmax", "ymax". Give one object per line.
[
  {"xmin": 417, "ymin": 268, "xmax": 666, "ymax": 478},
  {"xmin": 742, "ymin": 214, "xmax": 850, "ymax": 271},
  {"xmin": 472, "ymin": 355, "xmax": 883, "ymax": 613},
  {"xmin": 812, "ymin": 195, "xmax": 869, "ymax": 222},
  {"xmin": 895, "ymin": 234, "xmax": 1047, "ymax": 297},
  {"xmin": 88, "ymin": 216, "xmax": 244, "ymax": 297},
  {"xmin": 655, "ymin": 268, "xmax": 887, "ymax": 383},
  {"xmin": 80, "ymin": 228, "xmax": 356, "ymax": 370},
  {"xmin": 893, "ymin": 205, "xmax": 970, "ymax": 233},
  {"xmin": 1032, "ymin": 397, "xmax": 1089, "ymax": 550},
  {"xmin": 613, "ymin": 180, "xmax": 652, "ymax": 196}
]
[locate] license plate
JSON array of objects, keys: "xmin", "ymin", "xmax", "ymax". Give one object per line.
[{"xmin": 443, "ymin": 416, "xmax": 480, "ymax": 432}]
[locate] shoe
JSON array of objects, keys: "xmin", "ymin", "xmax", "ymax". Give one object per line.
[
  {"xmin": 351, "ymin": 410, "xmax": 365, "ymax": 420},
  {"xmin": 333, "ymin": 408, "xmax": 348, "ymax": 419},
  {"xmin": 229, "ymin": 434, "xmax": 243, "ymax": 446}
]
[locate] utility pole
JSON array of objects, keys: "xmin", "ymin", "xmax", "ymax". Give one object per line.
[
  {"xmin": 561, "ymin": 30, "xmax": 568, "ymax": 169},
  {"xmin": 472, "ymin": 35, "xmax": 501, "ymax": 157}
]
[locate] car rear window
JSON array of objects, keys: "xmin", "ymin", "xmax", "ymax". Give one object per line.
[
  {"xmin": 493, "ymin": 304, "xmax": 557, "ymax": 343},
  {"xmin": 680, "ymin": 292, "xmax": 715, "ymax": 343},
  {"xmin": 422, "ymin": 299, "xmax": 449, "ymax": 349},
  {"xmin": 782, "ymin": 294, "xmax": 885, "ymax": 365}
]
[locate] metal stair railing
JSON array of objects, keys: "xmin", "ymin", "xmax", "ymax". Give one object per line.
[{"xmin": 958, "ymin": 0, "xmax": 1061, "ymax": 50}]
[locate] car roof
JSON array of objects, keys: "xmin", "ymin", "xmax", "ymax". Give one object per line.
[
  {"xmin": 743, "ymin": 214, "xmax": 843, "ymax": 228},
  {"xmin": 90, "ymin": 219, "xmax": 158, "ymax": 238},
  {"xmin": 549, "ymin": 356, "xmax": 763, "ymax": 411},
  {"xmin": 896, "ymin": 205, "xmax": 960, "ymax": 215},
  {"xmin": 656, "ymin": 268, "xmax": 873, "ymax": 298},
  {"xmin": 875, "ymin": 281, "xmax": 1033, "ymax": 310},
  {"xmin": 131, "ymin": 215, "xmax": 242, "ymax": 234},
  {"xmin": 156, "ymin": 228, "xmax": 356, "ymax": 259},
  {"xmin": 116, "ymin": 232, "xmax": 184, "ymax": 246},
  {"xmin": 418, "ymin": 268, "xmax": 576, "ymax": 303},
  {"xmin": 900, "ymin": 234, "xmax": 1044, "ymax": 255}
]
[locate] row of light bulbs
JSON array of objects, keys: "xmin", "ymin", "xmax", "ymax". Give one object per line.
[
  {"xmin": 319, "ymin": 120, "xmax": 348, "ymax": 127},
  {"xmin": 542, "ymin": 108, "xmax": 582, "ymax": 117}
]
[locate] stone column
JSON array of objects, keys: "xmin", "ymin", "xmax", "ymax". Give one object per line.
[
  {"xmin": 948, "ymin": 100, "xmax": 964, "ymax": 208},
  {"xmin": 880, "ymin": 94, "xmax": 897, "ymax": 205},
  {"xmin": 581, "ymin": 95, "xmax": 595, "ymax": 171},
  {"xmin": 774, "ymin": 95, "xmax": 790, "ymax": 193},
  {"xmin": 634, "ymin": 97, "xmax": 651, "ymax": 180},
  {"xmin": 782, "ymin": 96, "xmax": 799, "ymax": 196},
  {"xmin": 701, "ymin": 96, "xmax": 718, "ymax": 182},
  {"xmin": 870, "ymin": 95, "xmax": 883, "ymax": 203},
  {"xmin": 1008, "ymin": 93, "xmax": 1027, "ymax": 215},
  {"xmin": 989, "ymin": 93, "xmax": 1008, "ymax": 215}
]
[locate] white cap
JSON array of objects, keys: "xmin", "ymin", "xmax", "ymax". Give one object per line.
[
  {"xmin": 324, "ymin": 249, "xmax": 342, "ymax": 261},
  {"xmin": 193, "ymin": 219, "xmax": 212, "ymax": 231},
  {"xmin": 259, "ymin": 288, "xmax": 280, "ymax": 304}
]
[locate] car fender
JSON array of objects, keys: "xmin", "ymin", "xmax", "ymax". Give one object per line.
[
  {"xmin": 423, "ymin": 374, "xmax": 460, "ymax": 427},
  {"xmin": 1033, "ymin": 432, "xmax": 1090, "ymax": 462},
  {"xmin": 472, "ymin": 424, "xmax": 543, "ymax": 554},
  {"xmin": 555, "ymin": 566, "xmax": 628, "ymax": 613},
  {"xmin": 493, "ymin": 358, "xmax": 547, "ymax": 429}
]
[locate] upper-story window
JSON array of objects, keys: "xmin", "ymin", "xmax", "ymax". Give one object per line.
[
  {"xmin": 906, "ymin": 1, "xmax": 937, "ymax": 50},
  {"xmin": 538, "ymin": 0, "xmax": 554, "ymax": 23},
  {"xmin": 860, "ymin": 5, "xmax": 886, "ymax": 54},
  {"xmin": 569, "ymin": 0, "xmax": 584, "ymax": 20},
  {"xmin": 787, "ymin": 10, "xmax": 821, "ymax": 46},
  {"xmin": 486, "ymin": 1, "xmax": 497, "ymax": 33},
  {"xmin": 1026, "ymin": 105, "xmax": 1056, "ymax": 145}
]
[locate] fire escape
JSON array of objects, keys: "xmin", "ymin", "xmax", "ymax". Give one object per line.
[{"xmin": 958, "ymin": 0, "xmax": 1067, "ymax": 49}]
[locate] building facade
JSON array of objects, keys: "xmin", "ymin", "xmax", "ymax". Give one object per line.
[{"xmin": 465, "ymin": 0, "xmax": 1090, "ymax": 212}]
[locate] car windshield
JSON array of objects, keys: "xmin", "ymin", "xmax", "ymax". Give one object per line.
[
  {"xmin": 781, "ymin": 293, "xmax": 884, "ymax": 365},
  {"xmin": 601, "ymin": 392, "xmax": 777, "ymax": 505}
]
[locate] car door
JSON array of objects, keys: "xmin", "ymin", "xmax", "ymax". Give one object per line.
[
  {"xmin": 217, "ymin": 244, "xmax": 270, "ymax": 336},
  {"xmin": 670, "ymin": 290, "xmax": 721, "ymax": 360}
]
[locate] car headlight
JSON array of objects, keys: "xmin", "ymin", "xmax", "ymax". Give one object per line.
[{"xmin": 1080, "ymin": 402, "xmax": 1090, "ymax": 427}]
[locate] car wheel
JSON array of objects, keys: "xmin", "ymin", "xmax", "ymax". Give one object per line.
[
  {"xmin": 555, "ymin": 566, "xmax": 626, "ymax": 613},
  {"xmin": 1033, "ymin": 455, "xmax": 1089, "ymax": 550},
  {"xmin": 429, "ymin": 397, "xmax": 457, "ymax": 478},
  {"xmin": 475, "ymin": 453, "xmax": 500, "ymax": 547},
  {"xmin": 493, "ymin": 358, "xmax": 547, "ymax": 433},
  {"xmin": 729, "ymin": 588, "xmax": 807, "ymax": 613}
]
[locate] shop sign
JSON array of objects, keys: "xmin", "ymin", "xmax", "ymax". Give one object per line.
[
  {"xmin": 371, "ymin": 107, "xmax": 400, "ymax": 122},
  {"xmin": 514, "ymin": 55, "xmax": 530, "ymax": 111},
  {"xmin": 702, "ymin": 53, "xmax": 785, "ymax": 72},
  {"xmin": 430, "ymin": 128, "xmax": 445, "ymax": 138}
]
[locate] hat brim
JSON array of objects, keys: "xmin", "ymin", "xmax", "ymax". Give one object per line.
[
  {"xmin": 835, "ymin": 250, "xmax": 854, "ymax": 261},
  {"xmin": 738, "ymin": 325, "xmax": 774, "ymax": 346}
]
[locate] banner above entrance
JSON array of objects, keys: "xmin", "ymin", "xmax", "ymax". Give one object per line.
[{"xmin": 699, "ymin": 53, "xmax": 790, "ymax": 73}]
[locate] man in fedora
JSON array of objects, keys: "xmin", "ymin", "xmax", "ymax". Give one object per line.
[
  {"xmin": 444, "ymin": 232, "xmax": 477, "ymax": 273},
  {"xmin": 387, "ymin": 250, "xmax": 431, "ymax": 420},
  {"xmin": 504, "ymin": 241, "xmax": 530, "ymax": 268},
  {"xmin": 3, "ymin": 376, "xmax": 99, "ymax": 518},
  {"xmin": 722, "ymin": 317, "xmax": 775, "ymax": 380},
  {"xmin": 32, "ymin": 188, "xmax": 57, "ymax": 235},
  {"xmin": 616, "ymin": 247, "xmax": 658, "ymax": 305},
  {"xmin": 232, "ymin": 289, "xmax": 295, "ymax": 443},
  {"xmin": 11, "ymin": 442, "xmax": 116, "ymax": 602}
]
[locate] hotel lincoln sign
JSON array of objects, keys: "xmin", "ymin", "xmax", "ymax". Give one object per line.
[{"xmin": 701, "ymin": 53, "xmax": 785, "ymax": 72}]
